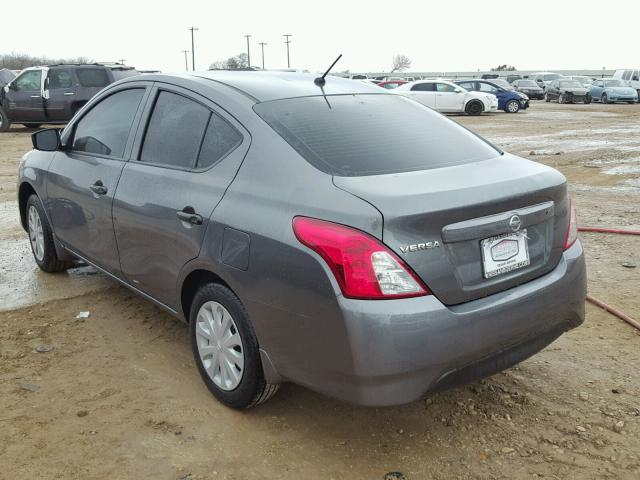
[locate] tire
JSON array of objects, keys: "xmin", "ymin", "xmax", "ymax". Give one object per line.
[
  {"xmin": 505, "ymin": 99, "xmax": 520, "ymax": 113},
  {"xmin": 465, "ymin": 100, "xmax": 483, "ymax": 116},
  {"xmin": 25, "ymin": 194, "xmax": 71, "ymax": 273},
  {"xmin": 558, "ymin": 94, "xmax": 565, "ymax": 104},
  {"xmin": 190, "ymin": 283, "xmax": 279, "ymax": 409},
  {"xmin": 544, "ymin": 93, "xmax": 550, "ymax": 102},
  {"xmin": 22, "ymin": 124, "xmax": 43, "ymax": 129},
  {"xmin": 0, "ymin": 107, "xmax": 11, "ymax": 132},
  {"xmin": 602, "ymin": 93, "xmax": 609, "ymax": 104},
  {"xmin": 585, "ymin": 95, "xmax": 592, "ymax": 104}
]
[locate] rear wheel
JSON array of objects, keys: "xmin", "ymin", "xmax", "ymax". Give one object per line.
[
  {"xmin": 26, "ymin": 194, "xmax": 71, "ymax": 272},
  {"xmin": 190, "ymin": 283, "xmax": 279, "ymax": 409},
  {"xmin": 505, "ymin": 100, "xmax": 520, "ymax": 113},
  {"xmin": 0, "ymin": 107, "xmax": 11, "ymax": 132},
  {"xmin": 465, "ymin": 100, "xmax": 483, "ymax": 116}
]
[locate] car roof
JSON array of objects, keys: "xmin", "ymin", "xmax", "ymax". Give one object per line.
[{"xmin": 187, "ymin": 70, "xmax": 383, "ymax": 102}]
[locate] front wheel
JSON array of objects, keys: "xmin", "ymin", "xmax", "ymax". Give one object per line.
[
  {"xmin": 585, "ymin": 95, "xmax": 592, "ymax": 104},
  {"xmin": 601, "ymin": 93, "xmax": 609, "ymax": 104},
  {"xmin": 505, "ymin": 100, "xmax": 520, "ymax": 113},
  {"xmin": 0, "ymin": 107, "xmax": 11, "ymax": 132},
  {"xmin": 25, "ymin": 194, "xmax": 71, "ymax": 272},
  {"xmin": 465, "ymin": 100, "xmax": 483, "ymax": 116},
  {"xmin": 190, "ymin": 283, "xmax": 279, "ymax": 409}
]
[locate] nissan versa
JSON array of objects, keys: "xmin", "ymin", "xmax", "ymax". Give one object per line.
[{"xmin": 17, "ymin": 71, "xmax": 586, "ymax": 409}]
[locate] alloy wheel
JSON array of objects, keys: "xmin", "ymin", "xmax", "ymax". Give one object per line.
[
  {"xmin": 195, "ymin": 301, "xmax": 245, "ymax": 391},
  {"xmin": 28, "ymin": 205, "xmax": 45, "ymax": 262}
]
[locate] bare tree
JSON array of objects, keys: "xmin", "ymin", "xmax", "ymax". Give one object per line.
[
  {"xmin": 0, "ymin": 52, "xmax": 93, "ymax": 70},
  {"xmin": 209, "ymin": 53, "xmax": 249, "ymax": 70},
  {"xmin": 491, "ymin": 64, "xmax": 517, "ymax": 71},
  {"xmin": 390, "ymin": 54, "xmax": 411, "ymax": 73}
]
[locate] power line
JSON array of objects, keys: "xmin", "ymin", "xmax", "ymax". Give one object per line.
[
  {"xmin": 283, "ymin": 35, "xmax": 292, "ymax": 68},
  {"xmin": 188, "ymin": 26, "xmax": 199, "ymax": 71},
  {"xmin": 244, "ymin": 35, "xmax": 252, "ymax": 68},
  {"xmin": 259, "ymin": 42, "xmax": 267, "ymax": 69},
  {"xmin": 181, "ymin": 50, "xmax": 189, "ymax": 71}
]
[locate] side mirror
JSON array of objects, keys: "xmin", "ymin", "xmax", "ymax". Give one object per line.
[
  {"xmin": 9, "ymin": 82, "xmax": 18, "ymax": 91},
  {"xmin": 453, "ymin": 88, "xmax": 462, "ymax": 93},
  {"xmin": 32, "ymin": 129, "xmax": 61, "ymax": 152}
]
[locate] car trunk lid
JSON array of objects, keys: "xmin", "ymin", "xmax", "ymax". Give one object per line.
[{"xmin": 333, "ymin": 154, "xmax": 569, "ymax": 305}]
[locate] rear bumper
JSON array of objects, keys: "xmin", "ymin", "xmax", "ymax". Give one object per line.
[{"xmin": 309, "ymin": 240, "xmax": 586, "ymax": 406}]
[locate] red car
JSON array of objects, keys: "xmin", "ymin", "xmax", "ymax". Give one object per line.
[{"xmin": 377, "ymin": 80, "xmax": 407, "ymax": 90}]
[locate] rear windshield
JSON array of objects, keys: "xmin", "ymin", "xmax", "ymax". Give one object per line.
[
  {"xmin": 111, "ymin": 69, "xmax": 139, "ymax": 80},
  {"xmin": 254, "ymin": 94, "xmax": 499, "ymax": 177},
  {"xmin": 76, "ymin": 68, "xmax": 110, "ymax": 87}
]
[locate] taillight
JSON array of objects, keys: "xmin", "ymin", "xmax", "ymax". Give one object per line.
[
  {"xmin": 563, "ymin": 197, "xmax": 578, "ymax": 250},
  {"xmin": 292, "ymin": 217, "xmax": 430, "ymax": 299}
]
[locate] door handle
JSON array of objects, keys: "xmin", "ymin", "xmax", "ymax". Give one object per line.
[
  {"xmin": 176, "ymin": 206, "xmax": 203, "ymax": 225},
  {"xmin": 89, "ymin": 181, "xmax": 108, "ymax": 196},
  {"xmin": 30, "ymin": 95, "xmax": 41, "ymax": 99},
  {"xmin": 63, "ymin": 92, "xmax": 75, "ymax": 96}
]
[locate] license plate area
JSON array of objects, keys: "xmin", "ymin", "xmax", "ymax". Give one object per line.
[{"xmin": 480, "ymin": 230, "xmax": 530, "ymax": 279}]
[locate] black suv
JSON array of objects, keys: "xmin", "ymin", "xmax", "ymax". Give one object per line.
[{"xmin": 0, "ymin": 63, "xmax": 138, "ymax": 131}]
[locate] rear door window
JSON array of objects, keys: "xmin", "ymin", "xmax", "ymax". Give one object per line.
[
  {"xmin": 411, "ymin": 82, "xmax": 435, "ymax": 92},
  {"xmin": 139, "ymin": 91, "xmax": 242, "ymax": 170},
  {"xmin": 76, "ymin": 68, "xmax": 110, "ymax": 87},
  {"xmin": 48, "ymin": 70, "xmax": 73, "ymax": 89},
  {"xmin": 71, "ymin": 88, "xmax": 145, "ymax": 158},
  {"xmin": 254, "ymin": 94, "xmax": 499, "ymax": 177}
]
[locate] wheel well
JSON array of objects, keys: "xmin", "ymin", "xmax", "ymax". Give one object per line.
[
  {"xmin": 180, "ymin": 269, "xmax": 231, "ymax": 321},
  {"xmin": 18, "ymin": 183, "xmax": 37, "ymax": 231}
]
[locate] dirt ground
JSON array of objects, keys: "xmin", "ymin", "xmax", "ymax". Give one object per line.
[{"xmin": 0, "ymin": 102, "xmax": 639, "ymax": 480}]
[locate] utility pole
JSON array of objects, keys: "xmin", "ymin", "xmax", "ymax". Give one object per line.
[
  {"xmin": 283, "ymin": 34, "xmax": 292, "ymax": 68},
  {"xmin": 244, "ymin": 34, "xmax": 252, "ymax": 68},
  {"xmin": 118, "ymin": 58, "xmax": 126, "ymax": 65},
  {"xmin": 188, "ymin": 26, "xmax": 199, "ymax": 71},
  {"xmin": 259, "ymin": 42, "xmax": 267, "ymax": 69},
  {"xmin": 181, "ymin": 50, "xmax": 189, "ymax": 71}
]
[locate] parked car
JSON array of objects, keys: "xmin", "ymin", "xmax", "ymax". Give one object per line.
[
  {"xmin": 18, "ymin": 71, "xmax": 585, "ymax": 409},
  {"xmin": 374, "ymin": 75, "xmax": 405, "ymax": 82},
  {"xmin": 531, "ymin": 72, "xmax": 563, "ymax": 91},
  {"xmin": 544, "ymin": 79, "xmax": 591, "ymax": 104},
  {"xmin": 569, "ymin": 76, "xmax": 593, "ymax": 89},
  {"xmin": 377, "ymin": 80, "xmax": 407, "ymax": 89},
  {"xmin": 512, "ymin": 79, "xmax": 545, "ymax": 99},
  {"xmin": 455, "ymin": 79, "xmax": 529, "ymax": 113},
  {"xmin": 0, "ymin": 63, "xmax": 138, "ymax": 132},
  {"xmin": 393, "ymin": 79, "xmax": 498, "ymax": 115},
  {"xmin": 590, "ymin": 78, "xmax": 638, "ymax": 104},
  {"xmin": 349, "ymin": 74, "xmax": 368, "ymax": 80},
  {"xmin": 612, "ymin": 69, "xmax": 640, "ymax": 98},
  {"xmin": 506, "ymin": 75, "xmax": 522, "ymax": 84}
]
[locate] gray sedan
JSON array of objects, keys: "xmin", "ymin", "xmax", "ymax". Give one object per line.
[{"xmin": 17, "ymin": 71, "xmax": 586, "ymax": 408}]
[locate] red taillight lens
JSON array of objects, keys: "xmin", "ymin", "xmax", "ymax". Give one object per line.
[
  {"xmin": 292, "ymin": 217, "xmax": 430, "ymax": 299},
  {"xmin": 563, "ymin": 197, "xmax": 578, "ymax": 250}
]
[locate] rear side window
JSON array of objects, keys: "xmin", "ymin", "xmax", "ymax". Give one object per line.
[
  {"xmin": 76, "ymin": 68, "xmax": 110, "ymax": 87},
  {"xmin": 140, "ymin": 91, "xmax": 242, "ymax": 169},
  {"xmin": 411, "ymin": 83, "xmax": 435, "ymax": 92},
  {"xmin": 72, "ymin": 88, "xmax": 144, "ymax": 158},
  {"xmin": 254, "ymin": 94, "xmax": 499, "ymax": 177},
  {"xmin": 48, "ymin": 70, "xmax": 73, "ymax": 89}
]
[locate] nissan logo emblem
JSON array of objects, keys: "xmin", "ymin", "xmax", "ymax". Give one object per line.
[{"xmin": 509, "ymin": 214, "xmax": 522, "ymax": 232}]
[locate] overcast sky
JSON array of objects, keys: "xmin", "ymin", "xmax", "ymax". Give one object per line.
[{"xmin": 6, "ymin": 0, "xmax": 639, "ymax": 73}]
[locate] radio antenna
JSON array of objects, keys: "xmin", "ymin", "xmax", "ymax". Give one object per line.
[{"xmin": 314, "ymin": 54, "xmax": 342, "ymax": 87}]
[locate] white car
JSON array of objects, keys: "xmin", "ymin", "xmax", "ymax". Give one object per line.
[
  {"xmin": 613, "ymin": 69, "xmax": 640, "ymax": 98},
  {"xmin": 392, "ymin": 79, "xmax": 498, "ymax": 115}
]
